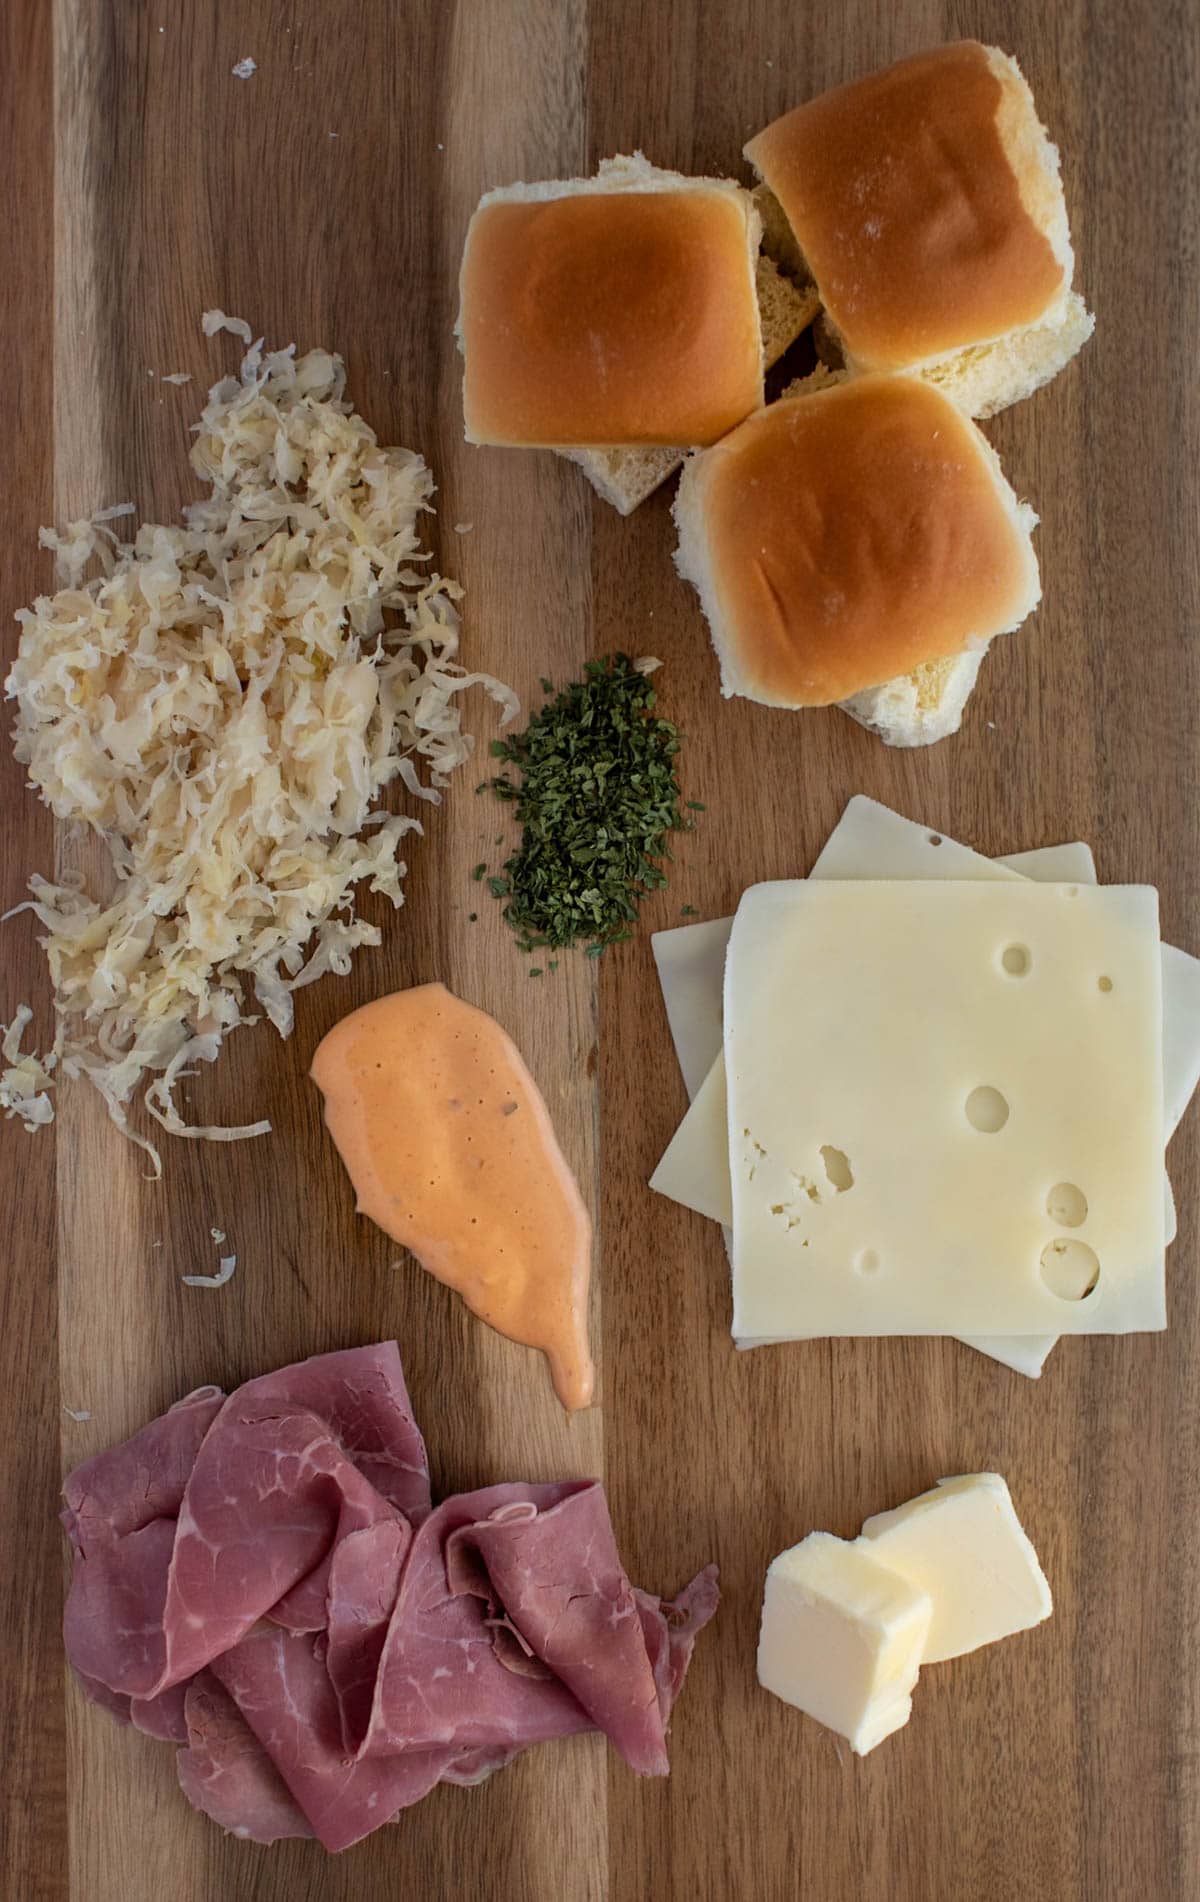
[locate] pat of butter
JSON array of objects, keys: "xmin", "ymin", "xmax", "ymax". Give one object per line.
[
  {"xmin": 858, "ymin": 1473, "xmax": 1052, "ymax": 1663},
  {"xmin": 756, "ymin": 1532, "xmax": 932, "ymax": 1754}
]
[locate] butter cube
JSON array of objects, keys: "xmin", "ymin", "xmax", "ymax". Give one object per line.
[
  {"xmin": 858, "ymin": 1473, "xmax": 1052, "ymax": 1663},
  {"xmin": 756, "ymin": 1532, "xmax": 932, "ymax": 1754}
]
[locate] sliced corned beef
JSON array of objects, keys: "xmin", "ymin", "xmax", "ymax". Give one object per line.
[
  {"xmin": 65, "ymin": 1342, "xmax": 427, "ymax": 1698},
  {"xmin": 62, "ymin": 1385, "xmax": 224, "ymax": 1552},
  {"xmin": 360, "ymin": 1483, "xmax": 596, "ymax": 1761},
  {"xmin": 212, "ymin": 1625, "xmax": 459, "ymax": 1852},
  {"xmin": 62, "ymin": 1343, "xmax": 718, "ymax": 1853},
  {"xmin": 73, "ymin": 1670, "xmax": 132, "ymax": 1727},
  {"xmin": 130, "ymin": 1679, "xmax": 193, "ymax": 1744},
  {"xmin": 445, "ymin": 1485, "xmax": 689, "ymax": 1776},
  {"xmin": 636, "ymin": 1564, "xmax": 722, "ymax": 1723},
  {"xmin": 324, "ymin": 1517, "xmax": 413, "ymax": 1755},
  {"xmin": 176, "ymin": 1672, "xmax": 313, "ymax": 1844},
  {"xmin": 64, "ymin": 1516, "xmax": 180, "ymax": 1697}
]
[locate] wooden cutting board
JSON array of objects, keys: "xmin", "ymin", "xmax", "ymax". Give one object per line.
[{"xmin": 2, "ymin": 2, "xmax": 1196, "ymax": 1897}]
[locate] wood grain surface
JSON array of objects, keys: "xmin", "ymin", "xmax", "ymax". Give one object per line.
[{"xmin": 1, "ymin": 2, "xmax": 1196, "ymax": 1898}]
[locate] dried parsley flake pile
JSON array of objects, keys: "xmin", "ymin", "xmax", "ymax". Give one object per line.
[{"xmin": 480, "ymin": 654, "xmax": 701, "ymax": 960}]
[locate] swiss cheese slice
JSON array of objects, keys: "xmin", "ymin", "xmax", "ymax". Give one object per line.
[
  {"xmin": 652, "ymin": 810, "xmax": 1101, "ymax": 1373},
  {"xmin": 651, "ymin": 799, "xmax": 1197, "ymax": 1373},
  {"xmin": 652, "ymin": 1059, "xmax": 732, "ymax": 1227},
  {"xmin": 726, "ymin": 880, "xmax": 1166, "ymax": 1339},
  {"xmin": 651, "ymin": 799, "xmax": 1104, "ymax": 1096},
  {"xmin": 651, "ymin": 915, "xmax": 732, "ymax": 1101}
]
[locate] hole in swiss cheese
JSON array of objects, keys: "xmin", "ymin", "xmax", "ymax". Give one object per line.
[
  {"xmin": 1046, "ymin": 1182, "xmax": 1088, "ymax": 1227},
  {"xmin": 1039, "ymin": 1238, "xmax": 1100, "ymax": 1300},
  {"xmin": 965, "ymin": 1086, "xmax": 1010, "ymax": 1133},
  {"xmin": 820, "ymin": 1146, "xmax": 854, "ymax": 1193}
]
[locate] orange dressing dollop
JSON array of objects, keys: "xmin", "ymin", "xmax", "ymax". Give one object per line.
[{"xmin": 311, "ymin": 983, "xmax": 594, "ymax": 1410}]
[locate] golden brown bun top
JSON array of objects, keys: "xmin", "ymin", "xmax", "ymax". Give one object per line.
[
  {"xmin": 686, "ymin": 376, "xmax": 1039, "ymax": 706},
  {"xmin": 460, "ymin": 189, "xmax": 763, "ymax": 447},
  {"xmin": 745, "ymin": 42, "xmax": 1068, "ymax": 369}
]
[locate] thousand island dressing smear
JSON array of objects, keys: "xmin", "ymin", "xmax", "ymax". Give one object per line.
[{"xmin": 311, "ymin": 982, "xmax": 594, "ymax": 1410}]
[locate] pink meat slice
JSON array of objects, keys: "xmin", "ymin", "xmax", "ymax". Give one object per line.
[
  {"xmin": 64, "ymin": 1515, "xmax": 181, "ymax": 1697},
  {"xmin": 64, "ymin": 1343, "xmax": 430, "ymax": 1700},
  {"xmin": 361, "ymin": 1483, "xmax": 596, "ymax": 1760},
  {"xmin": 67, "ymin": 1421, "xmax": 393, "ymax": 1698},
  {"xmin": 204, "ymin": 1489, "xmax": 717, "ymax": 1849},
  {"xmin": 74, "ymin": 1669, "xmax": 195, "ymax": 1747},
  {"xmin": 210, "ymin": 1626, "xmax": 457, "ymax": 1853},
  {"xmin": 233, "ymin": 1341, "xmax": 430, "ymax": 1521},
  {"xmin": 73, "ymin": 1670, "xmax": 132, "ymax": 1726},
  {"xmin": 62, "ymin": 1388, "xmax": 226, "ymax": 1699},
  {"xmin": 169, "ymin": 1340, "xmax": 429, "ymax": 1668},
  {"xmin": 324, "ymin": 1518, "xmax": 412, "ymax": 1755},
  {"xmin": 62, "ymin": 1386, "xmax": 224, "ymax": 1552},
  {"xmin": 635, "ymin": 1564, "xmax": 721, "ymax": 1722},
  {"xmin": 444, "ymin": 1483, "xmax": 711, "ymax": 1776},
  {"xmin": 131, "ymin": 1679, "xmax": 193, "ymax": 1744},
  {"xmin": 244, "ymin": 1341, "xmax": 431, "ymax": 1634},
  {"xmin": 63, "ymin": 1343, "xmax": 719, "ymax": 1853},
  {"xmin": 176, "ymin": 1670, "xmax": 313, "ymax": 1844},
  {"xmin": 160, "ymin": 1406, "xmax": 406, "ymax": 1688}
]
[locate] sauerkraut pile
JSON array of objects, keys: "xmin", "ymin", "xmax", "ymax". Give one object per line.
[{"xmin": 1, "ymin": 315, "xmax": 516, "ymax": 1170}]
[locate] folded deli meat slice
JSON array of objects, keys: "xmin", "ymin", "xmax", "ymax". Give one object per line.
[
  {"xmin": 63, "ymin": 1344, "xmax": 717, "ymax": 1852},
  {"xmin": 63, "ymin": 1343, "xmax": 428, "ymax": 1699},
  {"xmin": 361, "ymin": 1481, "xmax": 718, "ymax": 1774},
  {"xmin": 176, "ymin": 1672, "xmax": 314, "ymax": 1844},
  {"xmin": 62, "ymin": 1381, "xmax": 225, "ymax": 1549},
  {"xmin": 210, "ymin": 1626, "xmax": 467, "ymax": 1853}
]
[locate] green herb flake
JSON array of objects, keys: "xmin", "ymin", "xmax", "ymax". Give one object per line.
[
  {"xmin": 468, "ymin": 912, "xmax": 478, "ymax": 923},
  {"xmin": 680, "ymin": 904, "xmax": 698, "ymax": 916},
  {"xmin": 528, "ymin": 967, "xmax": 544, "ymax": 978},
  {"xmin": 479, "ymin": 655, "xmax": 702, "ymax": 959},
  {"xmin": 471, "ymin": 862, "xmax": 487, "ymax": 880}
]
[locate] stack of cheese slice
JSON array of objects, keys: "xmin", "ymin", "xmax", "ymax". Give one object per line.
[
  {"xmin": 651, "ymin": 798, "xmax": 1200, "ymax": 1374},
  {"xmin": 758, "ymin": 1473, "xmax": 1052, "ymax": 1755}
]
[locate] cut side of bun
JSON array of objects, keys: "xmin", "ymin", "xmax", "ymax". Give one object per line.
[
  {"xmin": 813, "ymin": 290, "xmax": 1095, "ymax": 421},
  {"xmin": 458, "ymin": 153, "xmax": 764, "ymax": 448},
  {"xmin": 840, "ymin": 649, "xmax": 987, "ymax": 748},
  {"xmin": 673, "ymin": 373, "xmax": 1041, "ymax": 737},
  {"xmin": 563, "ymin": 256, "xmax": 819, "ymax": 515},
  {"xmin": 918, "ymin": 290, "xmax": 1095, "ymax": 419},
  {"xmin": 750, "ymin": 182, "xmax": 810, "ymax": 280},
  {"xmin": 745, "ymin": 42, "xmax": 1093, "ymax": 416}
]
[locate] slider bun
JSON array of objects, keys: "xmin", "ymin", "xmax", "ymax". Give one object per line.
[
  {"xmin": 745, "ymin": 43, "xmax": 1084, "ymax": 387},
  {"xmin": 672, "ymin": 374, "xmax": 1041, "ymax": 710},
  {"xmin": 561, "ymin": 256, "xmax": 820, "ymax": 516},
  {"xmin": 458, "ymin": 154, "xmax": 763, "ymax": 448}
]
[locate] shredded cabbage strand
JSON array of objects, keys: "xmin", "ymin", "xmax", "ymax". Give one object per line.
[{"xmin": 2, "ymin": 320, "xmax": 517, "ymax": 1172}]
